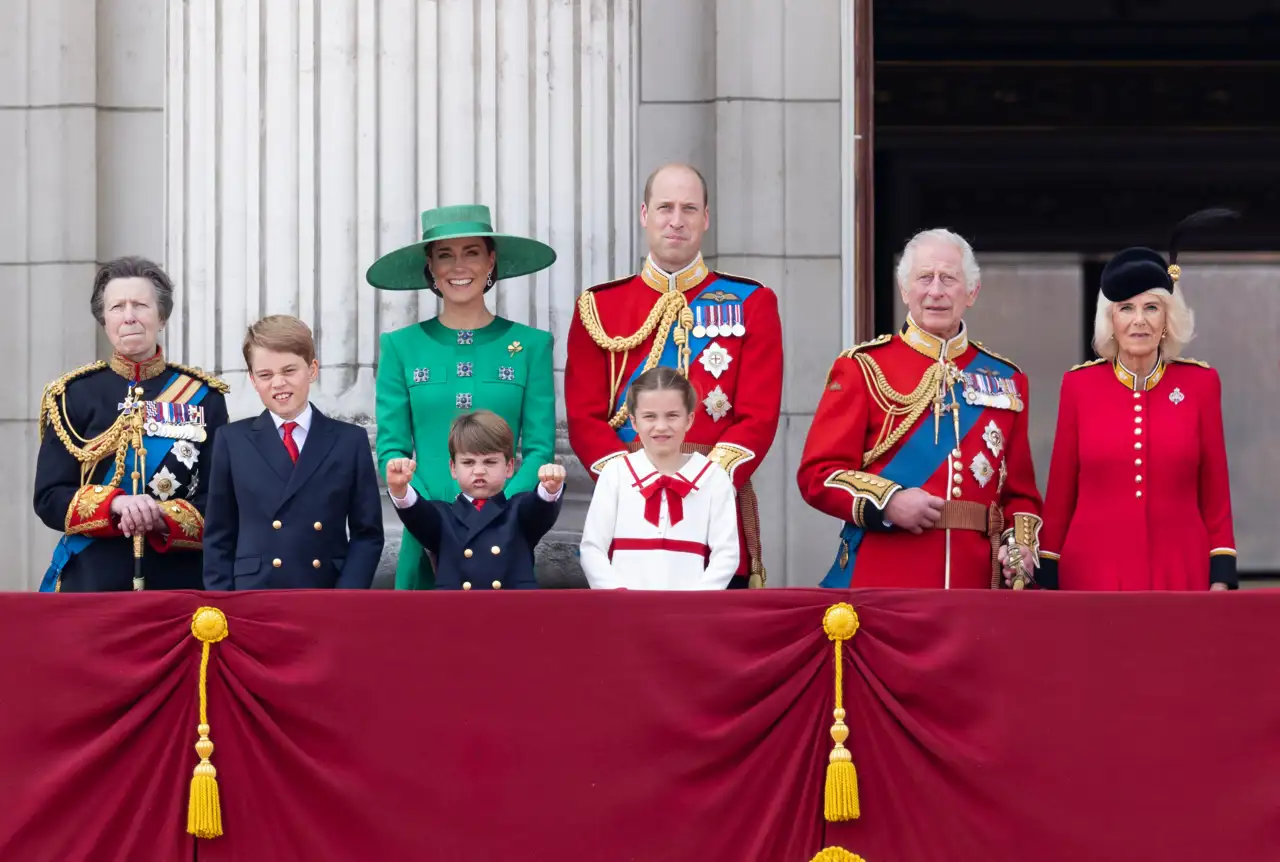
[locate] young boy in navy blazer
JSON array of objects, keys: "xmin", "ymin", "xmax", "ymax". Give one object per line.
[
  {"xmin": 204, "ymin": 315, "xmax": 384, "ymax": 589},
  {"xmin": 386, "ymin": 411, "xmax": 565, "ymax": 590}
]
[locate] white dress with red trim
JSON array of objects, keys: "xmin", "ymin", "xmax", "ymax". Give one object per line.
[{"xmin": 579, "ymin": 450, "xmax": 740, "ymax": 590}]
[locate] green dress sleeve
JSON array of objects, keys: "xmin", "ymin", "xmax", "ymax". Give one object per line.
[
  {"xmin": 375, "ymin": 331, "xmax": 433, "ymax": 500},
  {"xmin": 508, "ymin": 329, "xmax": 556, "ymax": 495}
]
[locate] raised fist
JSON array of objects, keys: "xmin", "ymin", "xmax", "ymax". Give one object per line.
[
  {"xmin": 386, "ymin": 458, "xmax": 416, "ymax": 498},
  {"xmin": 538, "ymin": 463, "xmax": 566, "ymax": 496}
]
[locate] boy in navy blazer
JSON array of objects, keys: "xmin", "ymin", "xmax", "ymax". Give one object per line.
[
  {"xmin": 386, "ymin": 411, "xmax": 564, "ymax": 590},
  {"xmin": 204, "ymin": 315, "xmax": 384, "ymax": 589}
]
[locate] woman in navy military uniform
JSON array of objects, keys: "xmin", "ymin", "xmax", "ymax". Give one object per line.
[{"xmin": 33, "ymin": 257, "xmax": 229, "ymax": 592}]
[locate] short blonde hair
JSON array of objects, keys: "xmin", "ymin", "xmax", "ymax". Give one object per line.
[
  {"xmin": 1092, "ymin": 285, "xmax": 1196, "ymax": 361},
  {"xmin": 243, "ymin": 315, "xmax": 316, "ymax": 369}
]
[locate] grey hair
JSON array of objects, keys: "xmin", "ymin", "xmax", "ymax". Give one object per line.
[
  {"xmin": 895, "ymin": 229, "xmax": 981, "ymax": 295},
  {"xmin": 1092, "ymin": 285, "xmax": 1196, "ymax": 361},
  {"xmin": 90, "ymin": 256, "xmax": 175, "ymax": 326}
]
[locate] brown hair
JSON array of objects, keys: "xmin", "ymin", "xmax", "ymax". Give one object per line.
[
  {"xmin": 242, "ymin": 315, "xmax": 317, "ymax": 369},
  {"xmin": 449, "ymin": 410, "xmax": 515, "ymax": 461},
  {"xmin": 625, "ymin": 366, "xmax": 697, "ymax": 417},
  {"xmin": 642, "ymin": 163, "xmax": 709, "ymax": 208},
  {"xmin": 90, "ymin": 256, "xmax": 175, "ymax": 326}
]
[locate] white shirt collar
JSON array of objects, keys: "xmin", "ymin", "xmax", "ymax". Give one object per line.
[{"xmin": 272, "ymin": 403, "xmax": 313, "ymax": 431}]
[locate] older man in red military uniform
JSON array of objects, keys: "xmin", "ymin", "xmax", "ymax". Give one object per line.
[
  {"xmin": 566, "ymin": 163, "xmax": 783, "ymax": 587},
  {"xmin": 797, "ymin": 229, "xmax": 1043, "ymax": 589}
]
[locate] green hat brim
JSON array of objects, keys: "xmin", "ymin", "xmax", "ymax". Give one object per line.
[{"xmin": 365, "ymin": 233, "xmax": 557, "ymax": 291}]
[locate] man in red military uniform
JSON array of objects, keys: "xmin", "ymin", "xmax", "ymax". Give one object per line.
[
  {"xmin": 566, "ymin": 163, "xmax": 783, "ymax": 587},
  {"xmin": 797, "ymin": 229, "xmax": 1043, "ymax": 589}
]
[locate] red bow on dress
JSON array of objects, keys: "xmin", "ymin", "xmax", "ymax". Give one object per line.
[{"xmin": 639, "ymin": 474, "xmax": 695, "ymax": 527}]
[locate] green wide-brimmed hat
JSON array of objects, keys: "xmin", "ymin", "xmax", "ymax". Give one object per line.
[{"xmin": 365, "ymin": 204, "xmax": 557, "ymax": 291}]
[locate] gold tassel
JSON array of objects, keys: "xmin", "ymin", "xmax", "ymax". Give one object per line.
[
  {"xmin": 809, "ymin": 847, "xmax": 868, "ymax": 862},
  {"xmin": 822, "ymin": 603, "xmax": 861, "ymax": 822},
  {"xmin": 188, "ymin": 607, "xmax": 229, "ymax": 839}
]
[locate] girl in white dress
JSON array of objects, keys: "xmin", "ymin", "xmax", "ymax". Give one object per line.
[{"xmin": 579, "ymin": 366, "xmax": 740, "ymax": 589}]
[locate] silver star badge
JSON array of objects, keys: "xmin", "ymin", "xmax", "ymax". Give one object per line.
[
  {"xmin": 149, "ymin": 466, "xmax": 180, "ymax": 501},
  {"xmin": 1169, "ymin": 387, "xmax": 1185, "ymax": 405},
  {"xmin": 703, "ymin": 386, "xmax": 731, "ymax": 422},
  {"xmin": 174, "ymin": 441, "xmax": 200, "ymax": 471},
  {"xmin": 698, "ymin": 341, "xmax": 733, "ymax": 380},
  {"xmin": 982, "ymin": 420, "xmax": 1004, "ymax": 458},
  {"xmin": 969, "ymin": 452, "xmax": 994, "ymax": 488}
]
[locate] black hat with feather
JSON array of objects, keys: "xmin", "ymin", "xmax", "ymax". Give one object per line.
[{"xmin": 1099, "ymin": 208, "xmax": 1241, "ymax": 303}]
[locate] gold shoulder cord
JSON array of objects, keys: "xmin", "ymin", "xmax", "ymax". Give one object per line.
[
  {"xmin": 169, "ymin": 364, "xmax": 231, "ymax": 394},
  {"xmin": 40, "ymin": 363, "xmax": 142, "ymax": 490},
  {"xmin": 854, "ymin": 353, "xmax": 941, "ymax": 467},
  {"xmin": 577, "ymin": 289, "xmax": 694, "ymax": 429}
]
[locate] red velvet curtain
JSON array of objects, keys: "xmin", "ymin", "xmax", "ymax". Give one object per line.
[{"xmin": 2, "ymin": 589, "xmax": 1278, "ymax": 862}]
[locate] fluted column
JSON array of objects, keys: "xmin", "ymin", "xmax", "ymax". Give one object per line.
[{"xmin": 165, "ymin": 0, "xmax": 636, "ymax": 423}]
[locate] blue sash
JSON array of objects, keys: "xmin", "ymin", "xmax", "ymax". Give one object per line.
[
  {"xmin": 613, "ymin": 276, "xmax": 760, "ymax": 443},
  {"xmin": 39, "ymin": 373, "xmax": 211, "ymax": 592},
  {"xmin": 821, "ymin": 350, "xmax": 1015, "ymax": 588}
]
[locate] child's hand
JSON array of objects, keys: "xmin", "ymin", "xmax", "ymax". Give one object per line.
[
  {"xmin": 538, "ymin": 463, "xmax": 566, "ymax": 496},
  {"xmin": 386, "ymin": 458, "xmax": 416, "ymax": 498}
]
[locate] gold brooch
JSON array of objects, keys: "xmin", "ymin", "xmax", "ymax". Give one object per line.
[{"xmin": 507, "ymin": 341, "xmax": 523, "ymax": 356}]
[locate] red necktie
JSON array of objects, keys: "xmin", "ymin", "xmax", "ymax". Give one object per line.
[
  {"xmin": 639, "ymin": 474, "xmax": 694, "ymax": 527},
  {"xmin": 282, "ymin": 421, "xmax": 299, "ymax": 464},
  {"xmin": 473, "ymin": 498, "xmax": 485, "ymax": 511}
]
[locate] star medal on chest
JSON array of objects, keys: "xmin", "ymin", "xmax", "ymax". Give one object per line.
[
  {"xmin": 962, "ymin": 368, "xmax": 1018, "ymax": 411},
  {"xmin": 704, "ymin": 385, "xmax": 732, "ymax": 422},
  {"xmin": 698, "ymin": 341, "xmax": 733, "ymax": 379},
  {"xmin": 1169, "ymin": 387, "xmax": 1185, "ymax": 405},
  {"xmin": 982, "ymin": 420, "xmax": 1005, "ymax": 458}
]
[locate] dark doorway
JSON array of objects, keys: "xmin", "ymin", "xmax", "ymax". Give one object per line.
[{"xmin": 871, "ymin": 1, "xmax": 1280, "ymax": 579}]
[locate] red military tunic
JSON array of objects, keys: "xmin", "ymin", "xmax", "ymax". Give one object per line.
[
  {"xmin": 565, "ymin": 253, "xmax": 783, "ymax": 585},
  {"xmin": 1038, "ymin": 356, "xmax": 1238, "ymax": 590},
  {"xmin": 797, "ymin": 317, "xmax": 1043, "ymax": 589}
]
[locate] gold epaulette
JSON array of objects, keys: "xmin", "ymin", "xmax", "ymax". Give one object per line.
[
  {"xmin": 170, "ymin": 364, "xmax": 231, "ymax": 394},
  {"xmin": 972, "ymin": 341, "xmax": 1023, "ymax": 373},
  {"xmin": 38, "ymin": 361, "xmax": 107, "ymax": 440},
  {"xmin": 1172, "ymin": 356, "xmax": 1211, "ymax": 369},
  {"xmin": 1069, "ymin": 358, "xmax": 1107, "ymax": 372},
  {"xmin": 836, "ymin": 334, "xmax": 892, "ymax": 362}
]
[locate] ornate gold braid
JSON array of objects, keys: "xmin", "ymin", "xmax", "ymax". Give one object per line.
[
  {"xmin": 854, "ymin": 353, "xmax": 941, "ymax": 467},
  {"xmin": 169, "ymin": 363, "xmax": 231, "ymax": 394},
  {"xmin": 577, "ymin": 289, "xmax": 694, "ymax": 429},
  {"xmin": 40, "ymin": 364, "xmax": 146, "ymax": 489}
]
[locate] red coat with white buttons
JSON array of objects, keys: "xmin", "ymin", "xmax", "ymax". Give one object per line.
[{"xmin": 1038, "ymin": 357, "xmax": 1238, "ymax": 590}]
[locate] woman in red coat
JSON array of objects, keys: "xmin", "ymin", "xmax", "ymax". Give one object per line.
[{"xmin": 1037, "ymin": 213, "xmax": 1238, "ymax": 591}]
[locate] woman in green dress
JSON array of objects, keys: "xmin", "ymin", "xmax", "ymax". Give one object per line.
[{"xmin": 368, "ymin": 205, "xmax": 558, "ymax": 588}]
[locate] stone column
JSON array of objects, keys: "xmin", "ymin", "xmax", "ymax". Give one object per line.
[
  {"xmin": 0, "ymin": 0, "xmax": 169, "ymax": 591},
  {"xmin": 165, "ymin": 0, "xmax": 636, "ymax": 581}
]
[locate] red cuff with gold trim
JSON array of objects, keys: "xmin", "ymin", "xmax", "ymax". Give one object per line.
[
  {"xmin": 148, "ymin": 499, "xmax": 205, "ymax": 553},
  {"xmin": 65, "ymin": 485, "xmax": 125, "ymax": 538}
]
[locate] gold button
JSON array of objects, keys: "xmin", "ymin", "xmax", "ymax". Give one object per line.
[
  {"xmin": 1134, "ymin": 428, "xmax": 1141, "ymax": 435},
  {"xmin": 492, "ymin": 580, "xmax": 502, "ymax": 590},
  {"xmin": 1135, "ymin": 442, "xmax": 1142, "ymax": 450},
  {"xmin": 1135, "ymin": 417, "xmax": 1142, "ymax": 424},
  {"xmin": 952, "ymin": 449, "xmax": 962, "ymax": 458},
  {"xmin": 272, "ymin": 558, "xmax": 282, "ymax": 568},
  {"xmin": 1135, "ymin": 405, "xmax": 1142, "ymax": 412},
  {"xmin": 491, "ymin": 546, "xmax": 501, "ymax": 555},
  {"xmin": 272, "ymin": 520, "xmax": 282, "ymax": 530},
  {"xmin": 462, "ymin": 582, "xmax": 472, "ymax": 591},
  {"xmin": 1133, "ymin": 392, "xmax": 1141, "ymax": 399},
  {"xmin": 464, "ymin": 549, "xmax": 473, "ymax": 558},
  {"xmin": 1136, "ymin": 491, "xmax": 1143, "ymax": 498},
  {"xmin": 1135, "ymin": 458, "xmax": 1143, "ymax": 466},
  {"xmin": 312, "ymin": 559, "xmax": 321, "ymax": 569},
  {"xmin": 951, "ymin": 487, "xmax": 961, "ymax": 498},
  {"xmin": 1135, "ymin": 475, "xmax": 1142, "ymax": 483},
  {"xmin": 134, "ymin": 386, "xmax": 144, "ymax": 396},
  {"xmin": 313, "ymin": 522, "xmax": 323, "ymax": 531}
]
